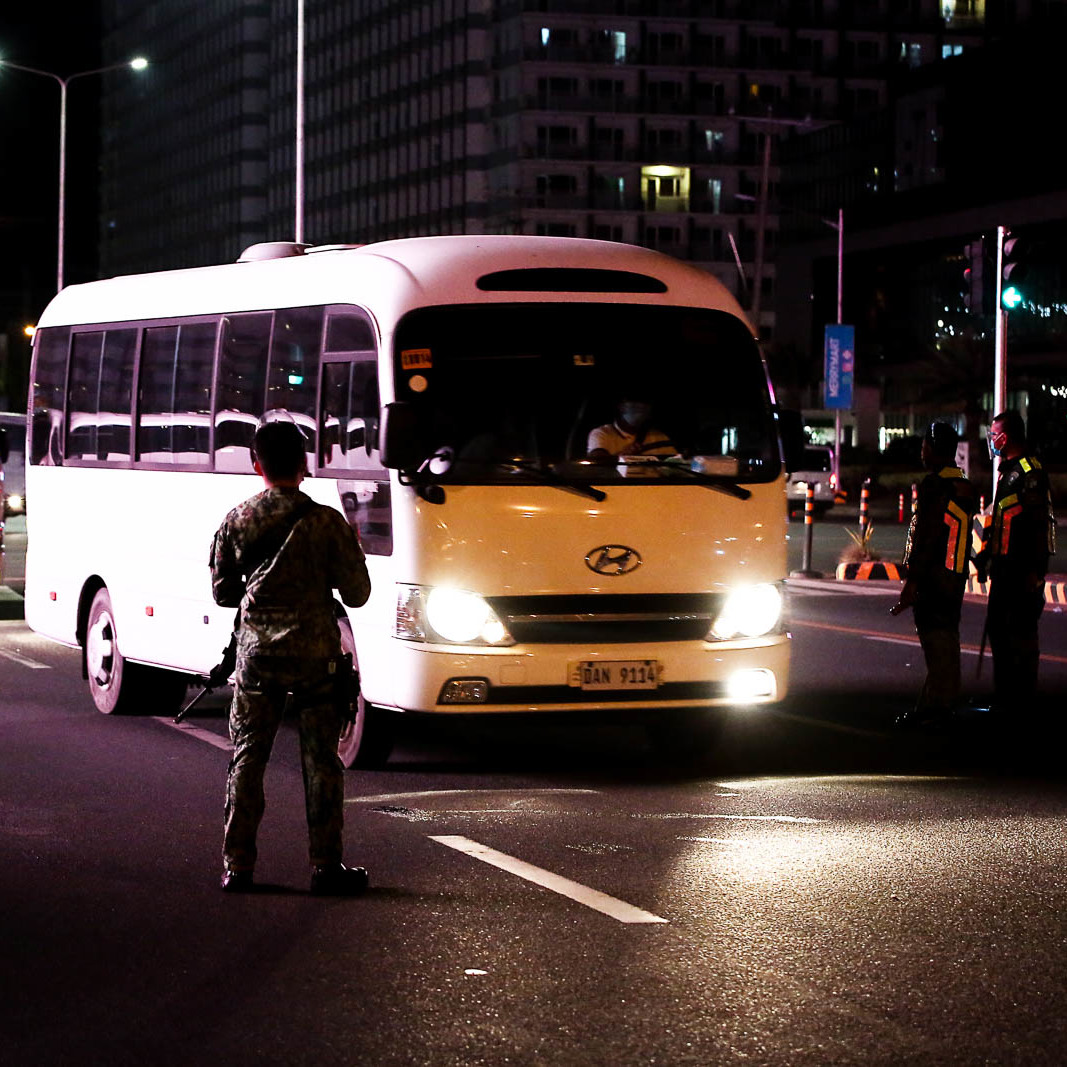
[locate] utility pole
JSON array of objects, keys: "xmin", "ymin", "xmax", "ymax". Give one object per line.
[
  {"xmin": 295, "ymin": 0, "xmax": 306, "ymax": 244},
  {"xmin": 830, "ymin": 207, "xmax": 844, "ymax": 491},
  {"xmin": 993, "ymin": 224, "xmax": 1007, "ymax": 493},
  {"xmin": 750, "ymin": 131, "xmax": 771, "ymax": 329}
]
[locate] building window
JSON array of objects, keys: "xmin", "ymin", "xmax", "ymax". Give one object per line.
[
  {"xmin": 901, "ymin": 42, "xmax": 923, "ymax": 67},
  {"xmin": 597, "ymin": 30, "xmax": 627, "ymax": 63},
  {"xmin": 706, "ymin": 178, "xmax": 722, "ymax": 213},
  {"xmin": 535, "ymin": 222, "xmax": 578, "ymax": 237},
  {"xmin": 641, "ymin": 165, "xmax": 690, "ymax": 212}
]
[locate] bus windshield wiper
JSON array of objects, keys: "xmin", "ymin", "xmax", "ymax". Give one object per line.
[
  {"xmin": 624, "ymin": 458, "xmax": 752, "ymax": 500},
  {"xmin": 494, "ymin": 459, "xmax": 607, "ymax": 502}
]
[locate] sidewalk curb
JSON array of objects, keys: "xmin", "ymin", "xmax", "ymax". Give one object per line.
[
  {"xmin": 0, "ymin": 586, "xmax": 25, "ymax": 620},
  {"xmin": 835, "ymin": 561, "xmax": 902, "ymax": 581},
  {"xmin": 821, "ymin": 566, "xmax": 1067, "ymax": 604},
  {"xmin": 964, "ymin": 574, "xmax": 1067, "ymax": 603}
]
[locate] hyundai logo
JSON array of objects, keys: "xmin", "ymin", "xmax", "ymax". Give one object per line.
[{"xmin": 585, "ymin": 544, "xmax": 642, "ymax": 576}]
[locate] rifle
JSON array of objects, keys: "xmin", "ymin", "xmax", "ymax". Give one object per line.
[
  {"xmin": 174, "ymin": 631, "xmax": 238, "ymax": 723},
  {"xmin": 331, "ymin": 652, "xmax": 360, "ymax": 727}
]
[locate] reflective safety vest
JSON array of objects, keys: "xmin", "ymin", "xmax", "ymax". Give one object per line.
[
  {"xmin": 941, "ymin": 470, "xmax": 972, "ymax": 574},
  {"xmin": 991, "ymin": 455, "xmax": 1055, "ymax": 559},
  {"xmin": 903, "ymin": 466, "xmax": 978, "ymax": 579}
]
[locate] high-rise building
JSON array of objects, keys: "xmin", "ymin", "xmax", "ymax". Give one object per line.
[{"xmin": 100, "ymin": 0, "xmax": 1009, "ymax": 343}]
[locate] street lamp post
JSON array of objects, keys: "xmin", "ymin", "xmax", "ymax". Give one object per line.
[
  {"xmin": 295, "ymin": 0, "xmax": 306, "ymax": 244},
  {"xmin": 0, "ymin": 56, "xmax": 148, "ymax": 292},
  {"xmin": 824, "ymin": 207, "xmax": 844, "ymax": 489}
]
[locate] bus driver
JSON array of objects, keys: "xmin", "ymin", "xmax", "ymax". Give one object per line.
[{"xmin": 587, "ymin": 397, "xmax": 675, "ymax": 462}]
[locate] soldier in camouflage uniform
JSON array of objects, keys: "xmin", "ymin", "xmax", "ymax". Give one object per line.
[
  {"xmin": 975, "ymin": 410, "xmax": 1055, "ymax": 716},
  {"xmin": 210, "ymin": 421, "xmax": 371, "ymax": 895},
  {"xmin": 891, "ymin": 422, "xmax": 978, "ymax": 727}
]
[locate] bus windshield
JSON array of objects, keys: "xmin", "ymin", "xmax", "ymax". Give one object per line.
[{"xmin": 393, "ymin": 303, "xmax": 780, "ymax": 485}]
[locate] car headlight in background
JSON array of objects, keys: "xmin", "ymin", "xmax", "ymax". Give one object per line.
[
  {"xmin": 395, "ymin": 584, "xmax": 514, "ymax": 646},
  {"xmin": 708, "ymin": 583, "xmax": 783, "ymax": 641}
]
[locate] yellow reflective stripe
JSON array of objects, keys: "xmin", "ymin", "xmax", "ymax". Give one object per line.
[
  {"xmin": 939, "ymin": 467, "xmax": 965, "ymax": 479},
  {"xmin": 1020, "ymin": 457, "xmax": 1032, "ymax": 473},
  {"xmin": 945, "ymin": 499, "xmax": 969, "ymax": 572},
  {"xmin": 999, "ymin": 502, "xmax": 1023, "ymax": 554}
]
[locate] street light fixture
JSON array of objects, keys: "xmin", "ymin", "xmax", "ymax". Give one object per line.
[{"xmin": 0, "ymin": 55, "xmax": 149, "ymax": 292}]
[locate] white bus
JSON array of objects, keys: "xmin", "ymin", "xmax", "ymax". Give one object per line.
[{"xmin": 25, "ymin": 235, "xmax": 791, "ymax": 765}]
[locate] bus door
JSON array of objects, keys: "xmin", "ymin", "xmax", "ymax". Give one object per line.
[{"xmin": 318, "ymin": 311, "xmax": 392, "ymax": 557}]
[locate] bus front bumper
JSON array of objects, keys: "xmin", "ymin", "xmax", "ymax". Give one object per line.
[{"xmin": 361, "ymin": 634, "xmax": 790, "ymax": 715}]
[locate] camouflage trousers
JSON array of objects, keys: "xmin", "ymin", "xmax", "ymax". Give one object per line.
[{"xmin": 223, "ymin": 653, "xmax": 345, "ymax": 872}]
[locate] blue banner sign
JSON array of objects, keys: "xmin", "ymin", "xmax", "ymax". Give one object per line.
[{"xmin": 824, "ymin": 324, "xmax": 855, "ymax": 410}]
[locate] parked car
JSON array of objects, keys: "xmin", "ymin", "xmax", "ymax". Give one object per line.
[
  {"xmin": 0, "ymin": 413, "xmax": 26, "ymax": 515},
  {"xmin": 787, "ymin": 445, "xmax": 836, "ymax": 514}
]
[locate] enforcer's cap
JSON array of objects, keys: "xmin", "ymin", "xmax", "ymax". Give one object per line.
[{"xmin": 925, "ymin": 421, "xmax": 959, "ymax": 456}]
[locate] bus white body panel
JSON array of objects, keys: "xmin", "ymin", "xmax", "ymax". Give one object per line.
[{"xmin": 24, "ymin": 236, "xmax": 790, "ymax": 742}]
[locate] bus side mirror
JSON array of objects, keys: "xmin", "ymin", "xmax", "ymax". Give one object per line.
[
  {"xmin": 380, "ymin": 402, "xmax": 422, "ymax": 471},
  {"xmin": 0, "ymin": 428, "xmax": 8, "ymax": 465},
  {"xmin": 777, "ymin": 408, "xmax": 804, "ymax": 473}
]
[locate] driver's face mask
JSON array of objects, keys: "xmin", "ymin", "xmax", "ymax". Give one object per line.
[{"xmin": 619, "ymin": 402, "xmax": 651, "ymax": 429}]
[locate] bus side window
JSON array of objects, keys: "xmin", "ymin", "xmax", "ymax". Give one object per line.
[
  {"xmin": 264, "ymin": 305, "xmax": 323, "ymax": 471},
  {"xmin": 30, "ymin": 326, "xmax": 71, "ymax": 466},
  {"xmin": 139, "ymin": 322, "xmax": 215, "ymax": 466},
  {"xmin": 215, "ymin": 313, "xmax": 271, "ymax": 472},
  {"xmin": 320, "ymin": 307, "xmax": 382, "ymax": 476},
  {"xmin": 319, "ymin": 359, "xmax": 384, "ymax": 474},
  {"xmin": 67, "ymin": 329, "xmax": 136, "ymax": 463}
]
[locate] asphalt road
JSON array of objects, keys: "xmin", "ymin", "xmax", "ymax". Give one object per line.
[{"xmin": 5, "ymin": 581, "xmax": 1067, "ymax": 1065}]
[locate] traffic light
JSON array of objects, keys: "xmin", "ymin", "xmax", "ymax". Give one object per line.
[
  {"xmin": 963, "ymin": 238, "xmax": 984, "ymax": 314},
  {"xmin": 1002, "ymin": 233, "xmax": 1028, "ymax": 310}
]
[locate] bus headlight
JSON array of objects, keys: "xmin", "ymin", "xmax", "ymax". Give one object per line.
[
  {"xmin": 395, "ymin": 584, "xmax": 514, "ymax": 646},
  {"xmin": 709, "ymin": 583, "xmax": 783, "ymax": 640}
]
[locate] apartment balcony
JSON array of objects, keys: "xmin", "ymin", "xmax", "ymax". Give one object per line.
[
  {"xmin": 522, "ymin": 91, "xmax": 735, "ymax": 118},
  {"xmin": 521, "ymin": 142, "xmax": 753, "ymax": 166},
  {"xmin": 507, "ymin": 0, "xmax": 749, "ymax": 15}
]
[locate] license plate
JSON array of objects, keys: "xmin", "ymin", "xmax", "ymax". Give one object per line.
[{"xmin": 573, "ymin": 660, "xmax": 659, "ymax": 691}]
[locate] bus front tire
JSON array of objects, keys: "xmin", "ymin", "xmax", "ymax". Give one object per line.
[
  {"xmin": 336, "ymin": 617, "xmax": 395, "ymax": 769},
  {"xmin": 338, "ymin": 702, "xmax": 396, "ymax": 769}
]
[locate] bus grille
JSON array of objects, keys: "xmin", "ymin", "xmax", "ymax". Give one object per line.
[{"xmin": 487, "ymin": 593, "xmax": 720, "ymax": 645}]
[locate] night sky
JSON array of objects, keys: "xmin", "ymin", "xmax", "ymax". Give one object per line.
[{"xmin": 1, "ymin": 6, "xmax": 103, "ymax": 326}]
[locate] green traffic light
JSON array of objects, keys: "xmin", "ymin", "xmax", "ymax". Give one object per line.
[{"xmin": 1002, "ymin": 285, "xmax": 1023, "ymax": 309}]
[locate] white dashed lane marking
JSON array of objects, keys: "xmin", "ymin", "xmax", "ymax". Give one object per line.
[
  {"xmin": 153, "ymin": 717, "xmax": 233, "ymax": 752},
  {"xmin": 430, "ymin": 834, "xmax": 669, "ymax": 925},
  {"xmin": 0, "ymin": 649, "xmax": 51, "ymax": 669}
]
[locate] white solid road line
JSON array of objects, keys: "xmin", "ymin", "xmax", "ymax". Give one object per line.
[
  {"xmin": 430, "ymin": 834, "xmax": 669, "ymax": 925},
  {"xmin": 153, "ymin": 717, "xmax": 233, "ymax": 752},
  {"xmin": 865, "ymin": 634, "xmax": 980, "ymax": 656},
  {"xmin": 353, "ymin": 788, "xmax": 599, "ymax": 804},
  {"xmin": 0, "ymin": 648, "xmax": 51, "ymax": 669}
]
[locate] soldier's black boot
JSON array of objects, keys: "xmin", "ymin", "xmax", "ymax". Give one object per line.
[
  {"xmin": 310, "ymin": 863, "xmax": 369, "ymax": 897},
  {"xmin": 220, "ymin": 869, "xmax": 254, "ymax": 893}
]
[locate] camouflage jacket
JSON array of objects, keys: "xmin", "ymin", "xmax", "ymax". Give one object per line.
[{"xmin": 210, "ymin": 487, "xmax": 371, "ymax": 658}]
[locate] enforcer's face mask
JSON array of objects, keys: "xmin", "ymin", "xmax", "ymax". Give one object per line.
[{"xmin": 987, "ymin": 427, "xmax": 1005, "ymax": 458}]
